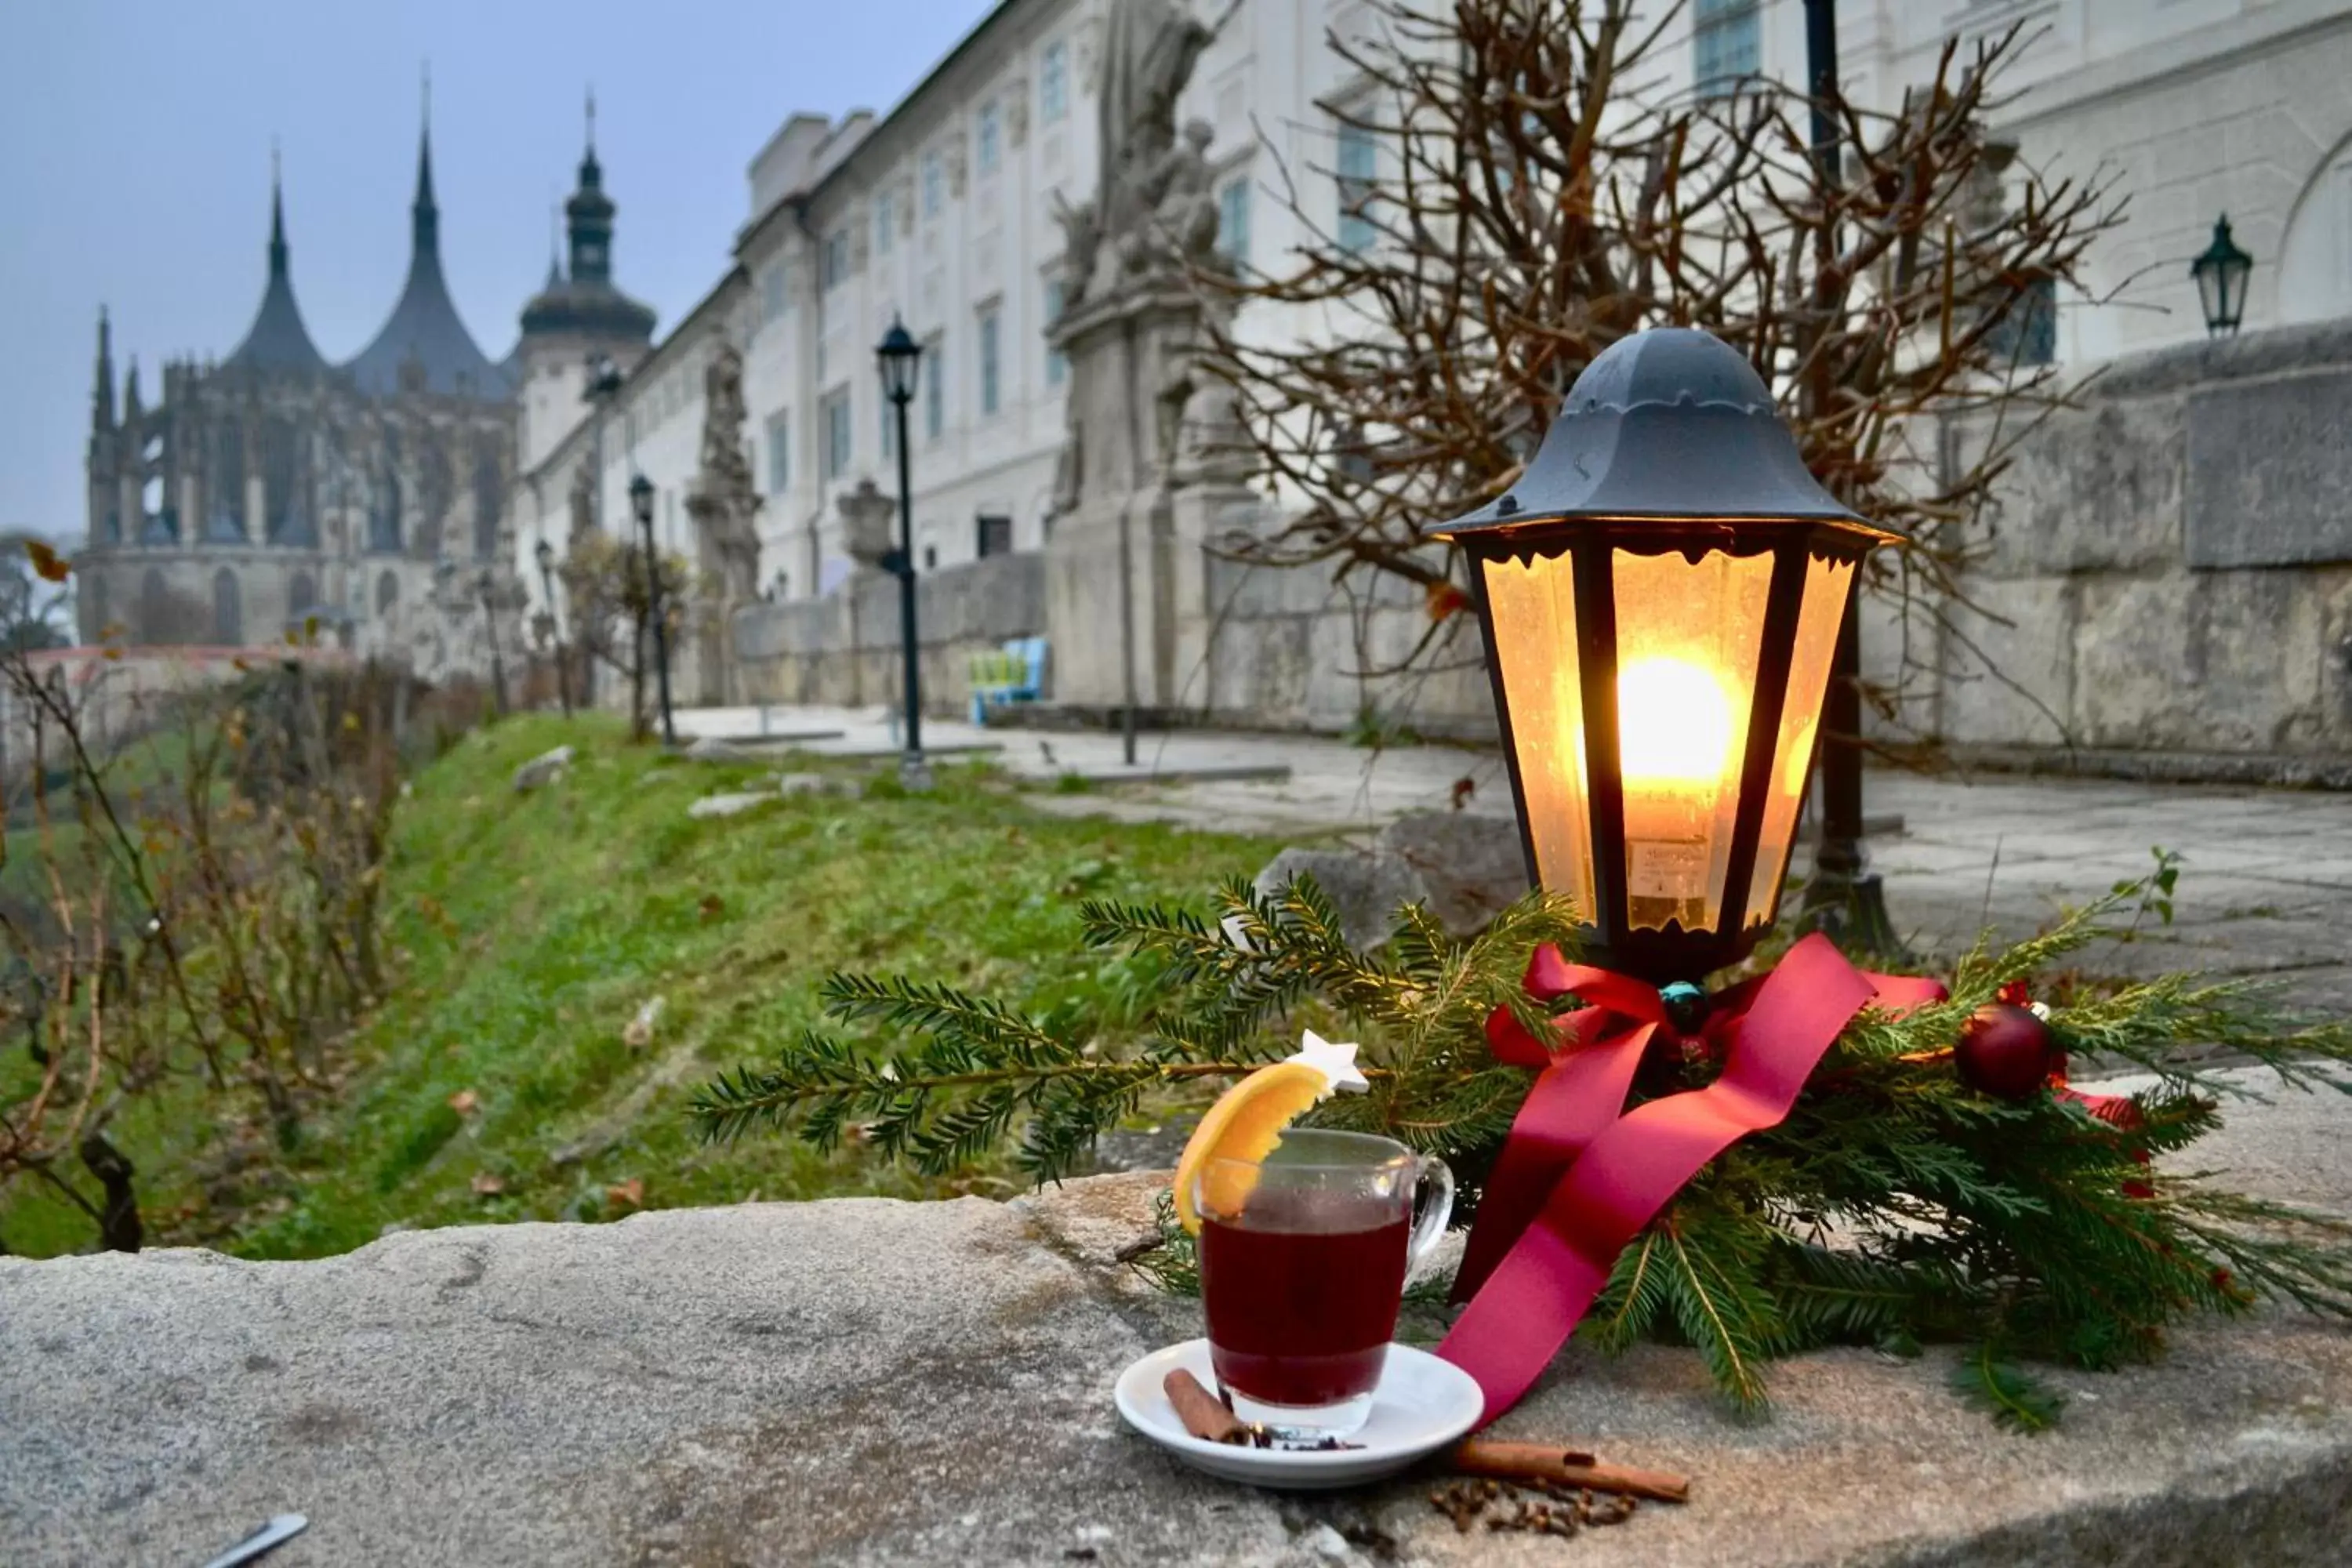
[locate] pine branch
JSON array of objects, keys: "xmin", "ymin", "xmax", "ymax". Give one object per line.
[{"xmin": 1950, "ymin": 1343, "xmax": 2064, "ymax": 1432}]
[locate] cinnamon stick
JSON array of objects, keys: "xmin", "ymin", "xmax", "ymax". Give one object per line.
[
  {"xmin": 1446, "ymin": 1439, "xmax": 1690, "ymax": 1504},
  {"xmin": 1163, "ymin": 1368, "xmax": 1246, "ymax": 1444}
]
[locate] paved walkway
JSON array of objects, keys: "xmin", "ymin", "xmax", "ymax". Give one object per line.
[{"xmin": 684, "ymin": 704, "xmax": 2352, "ymax": 1004}]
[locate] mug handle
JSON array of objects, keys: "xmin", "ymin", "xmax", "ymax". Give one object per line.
[{"xmin": 1404, "ymin": 1155, "xmax": 1456, "ymax": 1282}]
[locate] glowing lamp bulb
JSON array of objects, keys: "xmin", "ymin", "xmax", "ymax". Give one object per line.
[{"xmin": 1617, "ymin": 657, "xmax": 1736, "ymax": 787}]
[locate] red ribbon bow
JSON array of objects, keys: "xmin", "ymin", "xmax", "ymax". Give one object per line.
[{"xmin": 1436, "ymin": 933, "xmax": 1947, "ymax": 1425}]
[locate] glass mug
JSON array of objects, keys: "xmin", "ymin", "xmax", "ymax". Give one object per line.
[{"xmin": 1192, "ymin": 1129, "xmax": 1454, "ymax": 1437}]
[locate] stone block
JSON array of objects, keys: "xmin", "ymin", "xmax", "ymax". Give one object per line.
[
  {"xmin": 9, "ymin": 1073, "xmax": 2352, "ymax": 1565},
  {"xmin": 1941, "ymin": 577, "xmax": 2075, "ymax": 746},
  {"xmin": 1961, "ymin": 395, "xmax": 2186, "ymax": 579},
  {"xmin": 2187, "ymin": 368, "xmax": 2352, "ymax": 567},
  {"xmin": 510, "ymin": 744, "xmax": 574, "ymax": 793},
  {"xmin": 2074, "ymin": 571, "xmax": 2326, "ymax": 751}
]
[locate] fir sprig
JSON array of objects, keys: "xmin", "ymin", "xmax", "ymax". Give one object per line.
[{"xmin": 692, "ymin": 858, "xmax": 2352, "ymax": 1428}]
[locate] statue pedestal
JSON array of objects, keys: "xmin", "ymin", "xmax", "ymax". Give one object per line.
[{"xmin": 1044, "ymin": 281, "xmax": 1245, "ymax": 713}]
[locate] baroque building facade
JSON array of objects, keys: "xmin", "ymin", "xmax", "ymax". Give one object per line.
[
  {"xmin": 514, "ymin": 0, "xmax": 2352, "ymax": 665},
  {"xmin": 74, "ymin": 110, "xmax": 655, "ymax": 679}
]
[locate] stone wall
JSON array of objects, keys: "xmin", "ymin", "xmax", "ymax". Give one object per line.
[
  {"xmin": 1933, "ymin": 320, "xmax": 2352, "ymax": 782},
  {"xmin": 728, "ymin": 322, "xmax": 2352, "ymax": 784},
  {"xmin": 731, "ymin": 549, "xmax": 1047, "ymax": 717}
]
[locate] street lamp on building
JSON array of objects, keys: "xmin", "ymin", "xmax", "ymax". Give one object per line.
[
  {"xmin": 1435, "ymin": 327, "xmax": 1893, "ymax": 984},
  {"xmin": 2191, "ymin": 216, "xmax": 2252, "ymax": 339},
  {"xmin": 476, "ymin": 568, "xmax": 510, "ymax": 718},
  {"xmin": 534, "ymin": 535, "xmax": 571, "ymax": 718},
  {"xmin": 876, "ymin": 314, "xmax": 930, "ymax": 791},
  {"xmin": 629, "ymin": 472, "xmax": 677, "ymax": 747}
]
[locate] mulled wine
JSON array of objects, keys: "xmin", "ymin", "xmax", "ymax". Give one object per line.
[{"xmin": 1200, "ymin": 1186, "xmax": 1412, "ymax": 1408}]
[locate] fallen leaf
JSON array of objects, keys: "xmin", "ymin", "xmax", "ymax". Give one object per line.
[
  {"xmin": 698, "ymin": 893, "xmax": 725, "ymax": 923},
  {"xmin": 470, "ymin": 1171, "xmax": 505, "ymax": 1196},
  {"xmin": 24, "ymin": 538, "xmax": 71, "ymax": 583},
  {"xmin": 1450, "ymin": 776, "xmax": 1478, "ymax": 811},
  {"xmin": 448, "ymin": 1088, "xmax": 479, "ymax": 1116},
  {"xmin": 606, "ymin": 1178, "xmax": 645, "ymax": 1208}
]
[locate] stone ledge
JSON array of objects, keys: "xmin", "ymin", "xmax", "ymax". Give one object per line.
[{"xmin": 4, "ymin": 1069, "xmax": 2350, "ymax": 1566}]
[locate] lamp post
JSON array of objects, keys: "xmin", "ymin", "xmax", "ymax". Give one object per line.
[
  {"xmin": 2191, "ymin": 216, "xmax": 2252, "ymax": 339},
  {"xmin": 630, "ymin": 472, "xmax": 677, "ymax": 747},
  {"xmin": 876, "ymin": 314, "xmax": 930, "ymax": 791},
  {"xmin": 476, "ymin": 568, "xmax": 509, "ymax": 717},
  {"xmin": 1436, "ymin": 326, "xmax": 1893, "ymax": 985},
  {"xmin": 583, "ymin": 353, "xmax": 625, "ymax": 707},
  {"xmin": 535, "ymin": 535, "xmax": 571, "ymax": 718}
]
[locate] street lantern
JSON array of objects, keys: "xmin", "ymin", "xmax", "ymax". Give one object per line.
[
  {"xmin": 2190, "ymin": 215, "xmax": 2252, "ymax": 339},
  {"xmin": 875, "ymin": 314, "xmax": 929, "ymax": 789},
  {"xmin": 630, "ymin": 471, "xmax": 677, "ymax": 747},
  {"xmin": 877, "ymin": 315, "xmax": 922, "ymax": 408},
  {"xmin": 1435, "ymin": 327, "xmax": 1895, "ymax": 985}
]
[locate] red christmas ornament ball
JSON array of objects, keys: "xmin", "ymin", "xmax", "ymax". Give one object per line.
[{"xmin": 1955, "ymin": 1002, "xmax": 2058, "ymax": 1100}]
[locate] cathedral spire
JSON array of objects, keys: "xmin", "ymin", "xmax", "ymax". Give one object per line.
[
  {"xmin": 124, "ymin": 356, "xmax": 143, "ymax": 422},
  {"xmin": 341, "ymin": 74, "xmax": 510, "ymax": 400},
  {"xmin": 413, "ymin": 67, "xmax": 441, "ymax": 260},
  {"xmin": 93, "ymin": 306, "xmax": 115, "ymax": 433},
  {"xmin": 268, "ymin": 140, "xmax": 289, "ymax": 278},
  {"xmin": 566, "ymin": 85, "xmax": 615, "ymax": 285},
  {"xmin": 225, "ymin": 154, "xmax": 328, "ymax": 375}
]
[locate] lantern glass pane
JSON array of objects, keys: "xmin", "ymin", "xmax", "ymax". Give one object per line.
[
  {"xmin": 1610, "ymin": 546, "xmax": 1772, "ymax": 934},
  {"xmin": 1479, "ymin": 552, "xmax": 1598, "ymax": 918},
  {"xmin": 1742, "ymin": 552, "xmax": 1855, "ymax": 927}
]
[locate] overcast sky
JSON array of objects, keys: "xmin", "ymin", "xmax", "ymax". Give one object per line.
[{"xmin": 0, "ymin": 0, "xmax": 998, "ymax": 545}]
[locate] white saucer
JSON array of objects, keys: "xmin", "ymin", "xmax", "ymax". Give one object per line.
[{"xmin": 1113, "ymin": 1338, "xmax": 1483, "ymax": 1490}]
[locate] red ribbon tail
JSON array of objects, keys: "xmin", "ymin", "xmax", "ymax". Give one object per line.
[{"xmin": 1438, "ymin": 934, "xmax": 1877, "ymax": 1425}]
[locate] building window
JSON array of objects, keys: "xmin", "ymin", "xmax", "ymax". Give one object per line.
[
  {"xmin": 1336, "ymin": 123, "xmax": 1377, "ymax": 253},
  {"xmin": 766, "ymin": 411, "xmax": 791, "ymax": 494},
  {"xmin": 822, "ymin": 229, "xmax": 851, "ymax": 291},
  {"xmin": 978, "ymin": 103, "xmax": 1001, "ymax": 176},
  {"xmin": 976, "ymin": 514, "xmax": 1013, "ymax": 558},
  {"xmin": 376, "ymin": 571, "xmax": 398, "ymax": 616},
  {"xmin": 1693, "ymin": 0, "xmax": 1761, "ymax": 100},
  {"xmin": 289, "ymin": 572, "xmax": 317, "ymax": 615},
  {"xmin": 1040, "ymin": 41, "xmax": 1068, "ymax": 123},
  {"xmin": 1218, "ymin": 176, "xmax": 1250, "ymax": 266},
  {"xmin": 821, "ymin": 388, "xmax": 853, "ymax": 479},
  {"xmin": 922, "ymin": 152, "xmax": 944, "ymax": 219},
  {"xmin": 924, "ymin": 334, "xmax": 946, "ymax": 440},
  {"xmin": 1044, "ymin": 278, "xmax": 1068, "ymax": 387},
  {"xmin": 923, "ymin": 543, "xmax": 938, "ymax": 571},
  {"xmin": 212, "ymin": 568, "xmax": 242, "ymax": 646},
  {"xmin": 762, "ymin": 263, "xmax": 787, "ymax": 321},
  {"xmin": 1985, "ymin": 274, "xmax": 2058, "ymax": 367},
  {"xmin": 873, "ymin": 196, "xmax": 894, "ymax": 258},
  {"xmin": 978, "ymin": 307, "xmax": 1002, "ymax": 417}
]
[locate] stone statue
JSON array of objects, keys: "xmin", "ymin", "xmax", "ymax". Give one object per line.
[
  {"xmin": 1150, "ymin": 118, "xmax": 1223, "ymax": 270},
  {"xmin": 687, "ymin": 339, "xmax": 762, "ymax": 602},
  {"xmin": 1087, "ymin": 0, "xmax": 1234, "ymax": 298},
  {"xmin": 568, "ymin": 462, "xmax": 594, "ymax": 544}
]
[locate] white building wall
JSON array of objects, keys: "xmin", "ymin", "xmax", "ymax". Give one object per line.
[{"xmin": 517, "ymin": 0, "xmax": 2352, "ymax": 641}]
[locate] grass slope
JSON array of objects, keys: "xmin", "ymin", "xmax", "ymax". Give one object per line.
[{"xmin": 5, "ymin": 714, "xmax": 1287, "ymax": 1258}]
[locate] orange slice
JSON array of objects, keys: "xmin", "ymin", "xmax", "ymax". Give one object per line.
[{"xmin": 1171, "ymin": 1033, "xmax": 1368, "ymax": 1234}]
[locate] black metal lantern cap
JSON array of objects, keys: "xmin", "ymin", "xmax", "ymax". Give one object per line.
[
  {"xmin": 1444, "ymin": 328, "xmax": 1885, "ymax": 540},
  {"xmin": 1436, "ymin": 327, "xmax": 1896, "ymax": 986}
]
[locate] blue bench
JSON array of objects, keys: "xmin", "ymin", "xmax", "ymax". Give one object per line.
[{"xmin": 968, "ymin": 636, "xmax": 1048, "ymax": 724}]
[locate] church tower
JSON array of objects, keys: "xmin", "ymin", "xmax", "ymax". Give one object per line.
[
  {"xmin": 515, "ymin": 93, "xmax": 657, "ymax": 475},
  {"xmin": 343, "ymin": 101, "xmax": 511, "ymax": 401}
]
